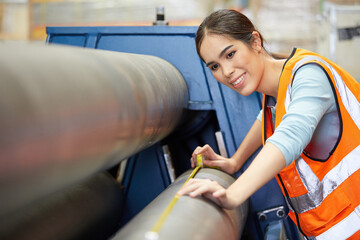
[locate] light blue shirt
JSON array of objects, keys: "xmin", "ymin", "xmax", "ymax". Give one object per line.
[{"xmin": 257, "ymin": 64, "xmax": 336, "ymax": 166}]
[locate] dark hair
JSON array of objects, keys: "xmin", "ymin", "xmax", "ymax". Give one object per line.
[{"xmin": 195, "ymin": 9, "xmax": 266, "ymax": 60}]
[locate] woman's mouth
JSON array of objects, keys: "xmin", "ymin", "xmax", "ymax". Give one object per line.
[{"xmin": 231, "ymin": 73, "xmax": 245, "ymax": 88}]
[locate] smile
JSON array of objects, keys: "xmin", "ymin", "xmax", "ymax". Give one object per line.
[{"xmin": 231, "ymin": 73, "xmax": 245, "ymax": 87}]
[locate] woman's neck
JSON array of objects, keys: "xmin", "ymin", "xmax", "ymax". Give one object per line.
[{"xmin": 257, "ymin": 54, "xmax": 286, "ymax": 99}]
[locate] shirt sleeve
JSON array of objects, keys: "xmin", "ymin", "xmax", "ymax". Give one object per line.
[{"xmin": 266, "ymin": 64, "xmax": 335, "ymax": 166}]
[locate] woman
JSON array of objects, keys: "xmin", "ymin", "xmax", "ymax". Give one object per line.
[{"xmin": 177, "ymin": 9, "xmax": 360, "ymax": 239}]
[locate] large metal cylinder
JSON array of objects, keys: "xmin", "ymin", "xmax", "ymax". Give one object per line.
[
  {"xmin": 0, "ymin": 42, "xmax": 188, "ymax": 220},
  {"xmin": 0, "ymin": 172, "xmax": 123, "ymax": 240},
  {"xmin": 113, "ymin": 168, "xmax": 249, "ymax": 240}
]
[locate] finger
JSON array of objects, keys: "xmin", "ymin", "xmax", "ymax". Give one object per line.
[
  {"xmin": 191, "ymin": 147, "xmax": 203, "ymax": 167},
  {"xmin": 203, "ymin": 159, "xmax": 220, "ymax": 166},
  {"xmin": 193, "ymin": 146, "xmax": 204, "ymax": 156},
  {"xmin": 203, "ymin": 192, "xmax": 222, "ymax": 206},
  {"xmin": 189, "ymin": 184, "xmax": 214, "ymax": 198},
  {"xmin": 193, "ymin": 145, "xmax": 213, "ymax": 160},
  {"xmin": 213, "ymin": 188, "xmax": 226, "ymax": 198},
  {"xmin": 180, "ymin": 179, "xmax": 213, "ymax": 196},
  {"xmin": 202, "ymin": 144, "xmax": 215, "ymax": 157},
  {"xmin": 203, "ymin": 159, "xmax": 224, "ymax": 169},
  {"xmin": 177, "ymin": 179, "xmax": 206, "ymax": 195}
]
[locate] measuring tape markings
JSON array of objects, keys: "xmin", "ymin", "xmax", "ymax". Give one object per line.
[{"xmin": 146, "ymin": 154, "xmax": 207, "ymax": 239}]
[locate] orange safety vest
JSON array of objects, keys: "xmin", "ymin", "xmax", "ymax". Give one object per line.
[{"xmin": 262, "ymin": 48, "xmax": 360, "ymax": 239}]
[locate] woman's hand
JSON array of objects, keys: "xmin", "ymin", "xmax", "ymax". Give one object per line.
[
  {"xmin": 191, "ymin": 144, "xmax": 238, "ymax": 175},
  {"xmin": 177, "ymin": 178, "xmax": 239, "ymax": 210}
]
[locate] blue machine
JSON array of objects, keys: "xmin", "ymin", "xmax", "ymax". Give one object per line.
[{"xmin": 46, "ymin": 26, "xmax": 300, "ymax": 240}]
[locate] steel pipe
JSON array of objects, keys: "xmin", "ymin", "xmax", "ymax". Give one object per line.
[
  {"xmin": 0, "ymin": 172, "xmax": 123, "ymax": 240},
  {"xmin": 0, "ymin": 42, "xmax": 188, "ymax": 220},
  {"xmin": 113, "ymin": 168, "xmax": 249, "ymax": 240}
]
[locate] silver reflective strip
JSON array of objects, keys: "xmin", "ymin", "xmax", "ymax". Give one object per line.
[
  {"xmin": 290, "ymin": 145, "xmax": 360, "ymax": 213},
  {"xmin": 331, "ymin": 65, "xmax": 360, "ymax": 130},
  {"xmin": 282, "ymin": 54, "xmax": 360, "ymax": 215},
  {"xmin": 316, "ymin": 204, "xmax": 360, "ymax": 240},
  {"xmin": 286, "ymin": 55, "xmax": 360, "ymax": 129},
  {"xmin": 284, "ymin": 56, "xmax": 313, "ymax": 111}
]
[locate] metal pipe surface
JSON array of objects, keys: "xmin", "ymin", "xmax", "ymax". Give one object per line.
[
  {"xmin": 113, "ymin": 168, "xmax": 248, "ymax": 240},
  {"xmin": 0, "ymin": 172, "xmax": 123, "ymax": 240},
  {"xmin": 0, "ymin": 42, "xmax": 188, "ymax": 220}
]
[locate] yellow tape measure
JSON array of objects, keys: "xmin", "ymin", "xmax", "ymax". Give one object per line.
[
  {"xmin": 196, "ymin": 153, "xmax": 204, "ymax": 167},
  {"xmin": 145, "ymin": 155, "xmax": 204, "ymax": 240}
]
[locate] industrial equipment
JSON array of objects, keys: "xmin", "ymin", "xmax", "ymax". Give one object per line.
[{"xmin": 0, "ymin": 25, "xmax": 301, "ymax": 239}]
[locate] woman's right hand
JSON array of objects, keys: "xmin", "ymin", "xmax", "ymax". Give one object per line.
[{"xmin": 191, "ymin": 144, "xmax": 238, "ymax": 175}]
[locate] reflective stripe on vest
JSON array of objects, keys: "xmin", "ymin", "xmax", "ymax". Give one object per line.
[
  {"xmin": 284, "ymin": 55, "xmax": 360, "ymax": 129},
  {"xmin": 282, "ymin": 55, "xmax": 360, "ymax": 214},
  {"xmin": 289, "ymin": 145, "xmax": 360, "ymax": 214},
  {"xmin": 315, "ymin": 204, "xmax": 360, "ymax": 239},
  {"xmin": 264, "ymin": 49, "xmax": 360, "ymax": 236}
]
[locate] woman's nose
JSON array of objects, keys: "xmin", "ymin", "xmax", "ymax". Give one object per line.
[{"xmin": 222, "ymin": 63, "xmax": 234, "ymax": 78}]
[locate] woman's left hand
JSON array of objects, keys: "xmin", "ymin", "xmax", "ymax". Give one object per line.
[{"xmin": 177, "ymin": 178, "xmax": 238, "ymax": 210}]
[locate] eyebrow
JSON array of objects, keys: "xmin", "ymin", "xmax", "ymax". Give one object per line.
[{"xmin": 205, "ymin": 45, "xmax": 234, "ymax": 67}]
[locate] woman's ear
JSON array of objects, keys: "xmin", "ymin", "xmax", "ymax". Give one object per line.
[{"xmin": 251, "ymin": 31, "xmax": 262, "ymax": 52}]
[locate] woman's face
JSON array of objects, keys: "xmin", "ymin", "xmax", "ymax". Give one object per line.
[{"xmin": 199, "ymin": 33, "xmax": 264, "ymax": 96}]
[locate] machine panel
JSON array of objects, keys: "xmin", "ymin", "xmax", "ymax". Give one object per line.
[{"xmin": 46, "ymin": 26, "xmax": 300, "ymax": 240}]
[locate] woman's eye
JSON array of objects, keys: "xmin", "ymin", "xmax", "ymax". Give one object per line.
[
  {"xmin": 227, "ymin": 51, "xmax": 235, "ymax": 58},
  {"xmin": 210, "ymin": 64, "xmax": 219, "ymax": 71}
]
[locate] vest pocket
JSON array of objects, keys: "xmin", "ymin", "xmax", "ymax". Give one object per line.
[{"xmin": 300, "ymin": 188, "xmax": 351, "ymax": 236}]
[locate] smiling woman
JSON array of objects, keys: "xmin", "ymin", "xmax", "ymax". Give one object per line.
[
  {"xmin": 195, "ymin": 10, "xmax": 282, "ymax": 98},
  {"xmin": 199, "ymin": 33, "xmax": 272, "ymax": 97},
  {"xmin": 178, "ymin": 8, "xmax": 360, "ymax": 240}
]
